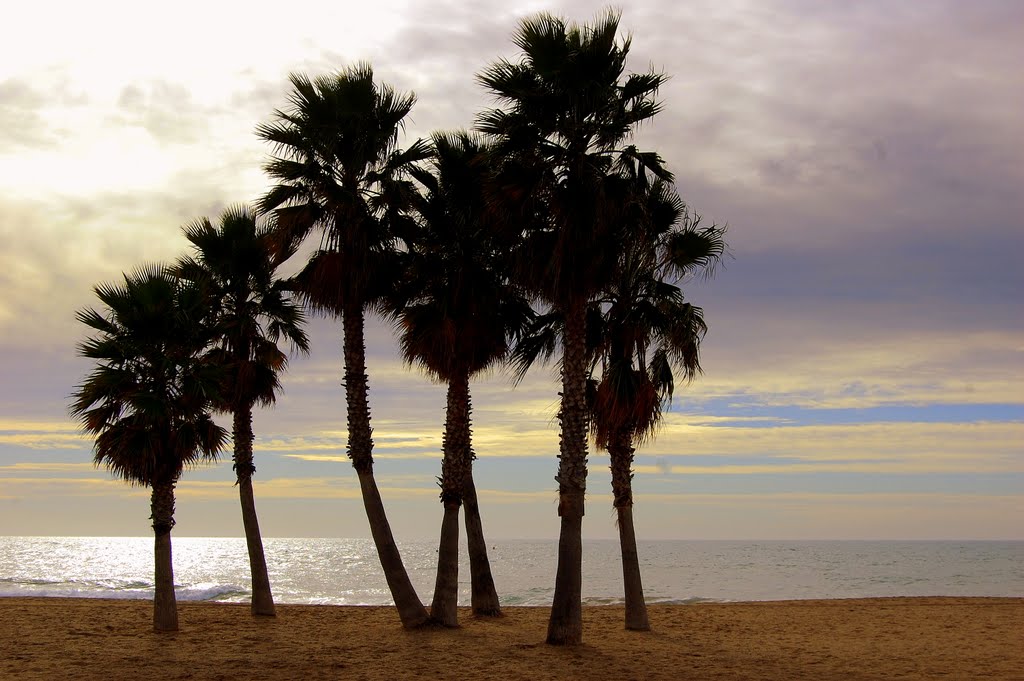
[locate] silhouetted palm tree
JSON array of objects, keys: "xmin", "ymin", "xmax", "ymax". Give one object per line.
[
  {"xmin": 511, "ymin": 169, "xmax": 725, "ymax": 630},
  {"xmin": 257, "ymin": 65, "xmax": 431, "ymax": 627},
  {"xmin": 591, "ymin": 177, "xmax": 725, "ymax": 631},
  {"xmin": 71, "ymin": 266, "xmax": 227, "ymax": 632},
  {"xmin": 390, "ymin": 132, "xmax": 532, "ymax": 625},
  {"xmin": 174, "ymin": 206, "xmax": 309, "ymax": 617},
  {"xmin": 477, "ymin": 10, "xmax": 668, "ymax": 644}
]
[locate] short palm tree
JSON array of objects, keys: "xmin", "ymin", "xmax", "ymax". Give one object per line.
[
  {"xmin": 477, "ymin": 10, "xmax": 668, "ymax": 644},
  {"xmin": 257, "ymin": 65, "xmax": 432, "ymax": 627},
  {"xmin": 173, "ymin": 206, "xmax": 309, "ymax": 617},
  {"xmin": 71, "ymin": 266, "xmax": 227, "ymax": 632},
  {"xmin": 389, "ymin": 131, "xmax": 532, "ymax": 625},
  {"xmin": 596, "ymin": 172, "xmax": 724, "ymax": 629}
]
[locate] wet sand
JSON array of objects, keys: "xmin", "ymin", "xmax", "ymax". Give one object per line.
[{"xmin": 0, "ymin": 597, "xmax": 1021, "ymax": 680}]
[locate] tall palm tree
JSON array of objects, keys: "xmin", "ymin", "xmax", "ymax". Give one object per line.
[
  {"xmin": 477, "ymin": 10, "xmax": 668, "ymax": 644},
  {"xmin": 173, "ymin": 206, "xmax": 310, "ymax": 617},
  {"xmin": 257, "ymin": 64, "xmax": 432, "ymax": 627},
  {"xmin": 389, "ymin": 131, "xmax": 532, "ymax": 626},
  {"xmin": 70, "ymin": 266, "xmax": 227, "ymax": 632},
  {"xmin": 511, "ymin": 171, "xmax": 726, "ymax": 630}
]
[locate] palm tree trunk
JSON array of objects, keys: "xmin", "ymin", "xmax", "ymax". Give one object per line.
[
  {"xmin": 233, "ymin": 407, "xmax": 276, "ymax": 617},
  {"xmin": 609, "ymin": 432, "xmax": 649, "ymax": 631},
  {"xmin": 547, "ymin": 302, "xmax": 589, "ymax": 646},
  {"xmin": 430, "ymin": 371, "xmax": 471, "ymax": 626},
  {"xmin": 616, "ymin": 505, "xmax": 649, "ymax": 630},
  {"xmin": 462, "ymin": 471, "xmax": 502, "ymax": 616},
  {"xmin": 150, "ymin": 480, "xmax": 178, "ymax": 632},
  {"xmin": 344, "ymin": 303, "xmax": 428, "ymax": 628},
  {"xmin": 356, "ymin": 469, "xmax": 429, "ymax": 627},
  {"xmin": 430, "ymin": 502, "xmax": 461, "ymax": 626}
]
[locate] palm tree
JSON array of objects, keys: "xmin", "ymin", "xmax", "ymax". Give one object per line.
[
  {"xmin": 173, "ymin": 206, "xmax": 310, "ymax": 617},
  {"xmin": 511, "ymin": 169, "xmax": 726, "ymax": 630},
  {"xmin": 257, "ymin": 64, "xmax": 432, "ymax": 627},
  {"xmin": 592, "ymin": 177, "xmax": 725, "ymax": 631},
  {"xmin": 70, "ymin": 266, "xmax": 227, "ymax": 632},
  {"xmin": 477, "ymin": 10, "xmax": 668, "ymax": 644},
  {"xmin": 389, "ymin": 131, "xmax": 532, "ymax": 625}
]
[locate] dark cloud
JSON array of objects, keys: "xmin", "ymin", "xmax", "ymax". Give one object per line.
[{"xmin": 229, "ymin": 0, "xmax": 1024, "ymax": 362}]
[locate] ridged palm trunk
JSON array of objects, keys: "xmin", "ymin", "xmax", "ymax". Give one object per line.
[
  {"xmin": 462, "ymin": 471, "xmax": 502, "ymax": 616},
  {"xmin": 233, "ymin": 407, "xmax": 276, "ymax": 616},
  {"xmin": 547, "ymin": 303, "xmax": 589, "ymax": 645},
  {"xmin": 150, "ymin": 480, "xmax": 178, "ymax": 632},
  {"xmin": 430, "ymin": 371, "xmax": 472, "ymax": 626},
  {"xmin": 608, "ymin": 429, "xmax": 650, "ymax": 631},
  {"xmin": 343, "ymin": 304, "xmax": 429, "ymax": 628}
]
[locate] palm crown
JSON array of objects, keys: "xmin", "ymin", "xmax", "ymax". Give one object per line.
[
  {"xmin": 71, "ymin": 265, "xmax": 226, "ymax": 487},
  {"xmin": 477, "ymin": 10, "xmax": 669, "ymax": 307},
  {"xmin": 257, "ymin": 64, "xmax": 430, "ymax": 313},
  {"xmin": 174, "ymin": 206, "xmax": 310, "ymax": 416},
  {"xmin": 394, "ymin": 131, "xmax": 533, "ymax": 380}
]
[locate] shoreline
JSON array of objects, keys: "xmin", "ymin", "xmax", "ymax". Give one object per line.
[{"xmin": 1, "ymin": 597, "xmax": 1021, "ymax": 680}]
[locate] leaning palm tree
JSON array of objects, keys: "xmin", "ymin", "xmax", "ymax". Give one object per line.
[
  {"xmin": 389, "ymin": 131, "xmax": 532, "ymax": 625},
  {"xmin": 477, "ymin": 10, "xmax": 668, "ymax": 644},
  {"xmin": 257, "ymin": 64, "xmax": 432, "ymax": 627},
  {"xmin": 173, "ymin": 206, "xmax": 310, "ymax": 617},
  {"xmin": 71, "ymin": 266, "xmax": 227, "ymax": 632}
]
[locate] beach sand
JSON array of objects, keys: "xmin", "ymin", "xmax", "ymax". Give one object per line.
[{"xmin": 0, "ymin": 597, "xmax": 1020, "ymax": 680}]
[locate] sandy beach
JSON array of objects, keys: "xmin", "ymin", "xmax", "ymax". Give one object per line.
[{"xmin": 0, "ymin": 597, "xmax": 1020, "ymax": 680}]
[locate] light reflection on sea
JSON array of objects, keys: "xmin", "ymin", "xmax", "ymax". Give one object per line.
[{"xmin": 0, "ymin": 537, "xmax": 1020, "ymax": 605}]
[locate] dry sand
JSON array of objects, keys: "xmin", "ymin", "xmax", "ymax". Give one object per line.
[{"xmin": 0, "ymin": 597, "xmax": 1021, "ymax": 680}]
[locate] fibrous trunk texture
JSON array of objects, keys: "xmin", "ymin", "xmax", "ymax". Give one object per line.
[
  {"xmin": 344, "ymin": 303, "xmax": 428, "ymax": 628},
  {"xmin": 343, "ymin": 305, "xmax": 375, "ymax": 475},
  {"xmin": 430, "ymin": 372, "xmax": 472, "ymax": 626},
  {"xmin": 430, "ymin": 503, "xmax": 461, "ymax": 626},
  {"xmin": 234, "ymin": 407, "xmax": 276, "ymax": 617},
  {"xmin": 150, "ymin": 481, "xmax": 178, "ymax": 632},
  {"xmin": 547, "ymin": 303, "xmax": 589, "ymax": 645}
]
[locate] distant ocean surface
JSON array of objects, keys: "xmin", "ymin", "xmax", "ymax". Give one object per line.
[{"xmin": 1, "ymin": 537, "xmax": 1021, "ymax": 605}]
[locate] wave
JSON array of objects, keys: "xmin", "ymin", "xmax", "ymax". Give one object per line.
[
  {"xmin": 497, "ymin": 593, "xmax": 725, "ymax": 607},
  {"xmin": 0, "ymin": 577, "xmax": 248, "ymax": 602},
  {"xmin": 580, "ymin": 595, "xmax": 725, "ymax": 607},
  {"xmin": 178, "ymin": 583, "xmax": 250, "ymax": 602}
]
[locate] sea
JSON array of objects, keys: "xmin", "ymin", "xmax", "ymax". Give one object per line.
[{"xmin": 0, "ymin": 537, "xmax": 1020, "ymax": 605}]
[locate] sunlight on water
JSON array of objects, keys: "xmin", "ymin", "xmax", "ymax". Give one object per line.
[{"xmin": 1, "ymin": 537, "xmax": 1021, "ymax": 605}]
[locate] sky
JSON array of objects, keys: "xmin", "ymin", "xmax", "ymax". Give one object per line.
[{"xmin": 1, "ymin": 0, "xmax": 1021, "ymax": 541}]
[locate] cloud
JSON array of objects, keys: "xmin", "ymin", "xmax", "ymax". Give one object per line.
[
  {"xmin": 114, "ymin": 80, "xmax": 210, "ymax": 145},
  {"xmin": 0, "ymin": 462, "xmax": 95, "ymax": 472},
  {"xmin": 0, "ymin": 79, "xmax": 61, "ymax": 151},
  {"xmin": 0, "ymin": 421, "xmax": 88, "ymax": 450},
  {"xmin": 685, "ymin": 323, "xmax": 1024, "ymax": 411},
  {"xmin": 1, "ymin": 0, "xmax": 1022, "ymax": 539},
  {"xmin": 638, "ymin": 420, "xmax": 1024, "ymax": 475},
  {"xmin": 0, "ymin": 476, "xmax": 125, "ymax": 499},
  {"xmin": 175, "ymin": 476, "xmax": 439, "ymax": 501},
  {"xmin": 282, "ymin": 454, "xmax": 349, "ymax": 463}
]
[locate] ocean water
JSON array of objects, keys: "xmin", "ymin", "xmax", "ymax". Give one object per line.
[{"xmin": 0, "ymin": 537, "xmax": 1020, "ymax": 605}]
